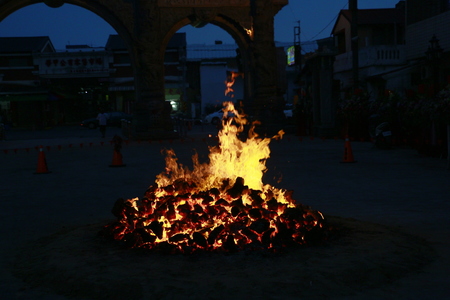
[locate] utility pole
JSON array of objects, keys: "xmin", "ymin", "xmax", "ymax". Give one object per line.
[
  {"xmin": 294, "ymin": 21, "xmax": 301, "ymax": 72},
  {"xmin": 349, "ymin": 0, "xmax": 359, "ymax": 91}
]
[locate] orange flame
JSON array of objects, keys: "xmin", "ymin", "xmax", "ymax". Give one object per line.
[
  {"xmin": 224, "ymin": 71, "xmax": 243, "ymax": 98},
  {"xmin": 104, "ymin": 102, "xmax": 328, "ymax": 253},
  {"xmin": 156, "ymin": 101, "xmax": 283, "ymax": 192}
]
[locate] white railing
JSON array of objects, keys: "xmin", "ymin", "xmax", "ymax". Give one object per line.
[{"xmin": 334, "ymin": 45, "xmax": 406, "ymax": 73}]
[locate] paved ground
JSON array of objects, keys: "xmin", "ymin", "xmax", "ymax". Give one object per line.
[{"xmin": 1, "ymin": 124, "xmax": 449, "ymax": 299}]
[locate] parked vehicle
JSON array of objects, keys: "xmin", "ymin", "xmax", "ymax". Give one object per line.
[
  {"xmin": 284, "ymin": 103, "xmax": 293, "ymax": 118},
  {"xmin": 80, "ymin": 112, "xmax": 132, "ymax": 129},
  {"xmin": 204, "ymin": 109, "xmax": 239, "ymax": 125},
  {"xmin": 204, "ymin": 110, "xmax": 224, "ymax": 125},
  {"xmin": 284, "ymin": 109, "xmax": 293, "ymax": 118}
]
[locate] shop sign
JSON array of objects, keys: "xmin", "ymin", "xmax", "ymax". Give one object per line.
[
  {"xmin": 44, "ymin": 57, "xmax": 103, "ymax": 68},
  {"xmin": 39, "ymin": 53, "xmax": 110, "ymax": 76}
]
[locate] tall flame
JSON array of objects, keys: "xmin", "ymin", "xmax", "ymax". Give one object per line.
[
  {"xmin": 156, "ymin": 101, "xmax": 284, "ymax": 192},
  {"xmin": 104, "ymin": 101, "xmax": 328, "ymax": 253}
]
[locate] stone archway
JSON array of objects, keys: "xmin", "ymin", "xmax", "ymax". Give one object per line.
[{"xmin": 0, "ymin": 0, "xmax": 288, "ymax": 138}]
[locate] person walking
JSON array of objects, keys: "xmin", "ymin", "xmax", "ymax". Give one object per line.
[{"xmin": 97, "ymin": 111, "xmax": 108, "ymax": 138}]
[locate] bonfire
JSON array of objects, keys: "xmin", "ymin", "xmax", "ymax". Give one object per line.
[{"xmin": 104, "ymin": 102, "xmax": 329, "ymax": 253}]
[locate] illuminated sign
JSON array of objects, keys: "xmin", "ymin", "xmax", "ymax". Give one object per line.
[{"xmin": 287, "ymin": 45, "xmax": 296, "ymax": 66}]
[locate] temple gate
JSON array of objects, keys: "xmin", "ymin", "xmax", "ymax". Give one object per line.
[{"xmin": 0, "ymin": 0, "xmax": 288, "ymax": 138}]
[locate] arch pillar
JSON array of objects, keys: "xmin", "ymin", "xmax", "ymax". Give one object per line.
[
  {"xmin": 0, "ymin": 0, "xmax": 288, "ymax": 139},
  {"xmin": 250, "ymin": 0, "xmax": 286, "ymax": 129},
  {"xmin": 129, "ymin": 1, "xmax": 177, "ymax": 140}
]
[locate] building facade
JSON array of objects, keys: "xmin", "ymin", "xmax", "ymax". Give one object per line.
[
  {"xmin": 0, "ymin": 34, "xmax": 188, "ymax": 128},
  {"xmin": 332, "ymin": 1, "xmax": 407, "ymax": 100},
  {"xmin": 0, "ymin": 36, "xmax": 61, "ymax": 128},
  {"xmin": 295, "ymin": 0, "xmax": 450, "ymax": 141},
  {"xmin": 405, "ymin": 0, "xmax": 450, "ymax": 94}
]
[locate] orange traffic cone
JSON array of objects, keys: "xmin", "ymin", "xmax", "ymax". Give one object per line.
[
  {"xmin": 35, "ymin": 146, "xmax": 51, "ymax": 174},
  {"xmin": 341, "ymin": 136, "xmax": 356, "ymax": 163},
  {"xmin": 109, "ymin": 150, "xmax": 126, "ymax": 167}
]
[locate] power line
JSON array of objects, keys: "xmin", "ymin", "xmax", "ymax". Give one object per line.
[
  {"xmin": 306, "ymin": 1, "xmax": 348, "ymax": 42},
  {"xmin": 288, "ymin": 3, "xmax": 298, "ymax": 22},
  {"xmin": 285, "ymin": 1, "xmax": 348, "ymax": 42},
  {"xmin": 307, "ymin": 15, "xmax": 338, "ymax": 41}
]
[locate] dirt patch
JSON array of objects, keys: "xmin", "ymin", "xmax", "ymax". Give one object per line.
[{"xmin": 12, "ymin": 216, "xmax": 435, "ymax": 300}]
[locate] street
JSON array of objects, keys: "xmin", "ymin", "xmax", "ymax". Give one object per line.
[{"xmin": 1, "ymin": 124, "xmax": 449, "ymax": 299}]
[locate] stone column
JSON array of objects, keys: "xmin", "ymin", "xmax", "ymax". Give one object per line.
[
  {"xmin": 250, "ymin": 0, "xmax": 285, "ymax": 131},
  {"xmin": 131, "ymin": 0, "xmax": 176, "ymax": 140}
]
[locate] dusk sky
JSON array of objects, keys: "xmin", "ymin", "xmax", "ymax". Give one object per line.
[{"xmin": 0, "ymin": 0, "xmax": 401, "ymax": 50}]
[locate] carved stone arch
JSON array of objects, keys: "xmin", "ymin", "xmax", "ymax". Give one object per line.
[
  {"xmin": 190, "ymin": 7, "xmax": 219, "ymax": 28},
  {"xmin": 44, "ymin": 0, "xmax": 64, "ymax": 8},
  {"xmin": 0, "ymin": 1, "xmax": 40, "ymax": 22},
  {"xmin": 0, "ymin": 0, "xmax": 288, "ymax": 138},
  {"xmin": 159, "ymin": 14, "xmax": 252, "ymax": 72},
  {"xmin": 0, "ymin": 0, "xmax": 150, "ymax": 129}
]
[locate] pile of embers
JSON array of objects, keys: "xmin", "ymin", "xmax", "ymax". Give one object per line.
[
  {"xmin": 103, "ymin": 102, "xmax": 331, "ymax": 253},
  {"xmin": 103, "ymin": 176, "xmax": 330, "ymax": 254}
]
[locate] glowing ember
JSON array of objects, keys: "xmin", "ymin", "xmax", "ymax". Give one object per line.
[{"xmin": 104, "ymin": 102, "xmax": 329, "ymax": 253}]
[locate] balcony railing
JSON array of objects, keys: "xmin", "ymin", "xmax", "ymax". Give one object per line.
[{"xmin": 334, "ymin": 45, "xmax": 406, "ymax": 73}]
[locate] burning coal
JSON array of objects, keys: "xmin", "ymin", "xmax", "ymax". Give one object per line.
[{"xmin": 103, "ymin": 102, "xmax": 329, "ymax": 253}]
